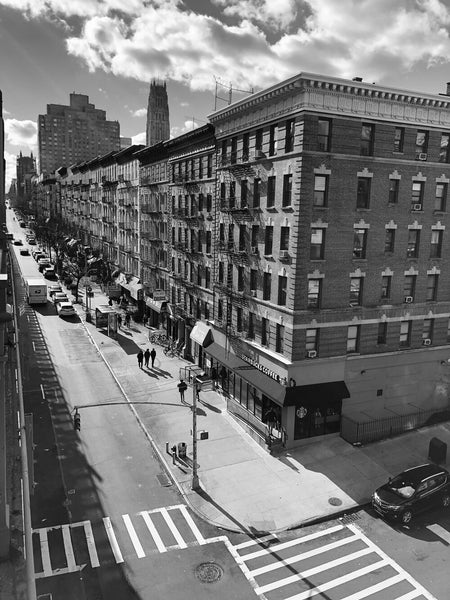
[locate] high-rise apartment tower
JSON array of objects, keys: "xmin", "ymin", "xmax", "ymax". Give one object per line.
[{"xmin": 146, "ymin": 80, "xmax": 170, "ymax": 146}]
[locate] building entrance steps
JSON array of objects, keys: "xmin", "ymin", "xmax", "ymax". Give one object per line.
[{"xmin": 65, "ymin": 280, "xmax": 450, "ymax": 533}]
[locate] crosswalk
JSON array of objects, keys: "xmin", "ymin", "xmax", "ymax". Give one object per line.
[
  {"xmin": 233, "ymin": 523, "xmax": 437, "ymax": 600},
  {"xmin": 33, "ymin": 504, "xmax": 207, "ymax": 579}
]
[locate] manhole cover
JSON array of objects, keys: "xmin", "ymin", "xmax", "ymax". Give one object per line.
[
  {"xmin": 195, "ymin": 562, "xmax": 223, "ymax": 583},
  {"xmin": 329, "ymin": 497, "xmax": 343, "ymax": 506}
]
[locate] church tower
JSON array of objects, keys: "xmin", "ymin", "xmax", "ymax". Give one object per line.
[{"xmin": 146, "ymin": 80, "xmax": 170, "ymax": 146}]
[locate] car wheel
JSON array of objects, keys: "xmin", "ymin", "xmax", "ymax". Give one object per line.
[
  {"xmin": 400, "ymin": 509, "xmax": 413, "ymax": 524},
  {"xmin": 442, "ymin": 494, "xmax": 450, "ymax": 508}
]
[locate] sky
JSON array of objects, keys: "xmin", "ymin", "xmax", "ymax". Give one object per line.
[{"xmin": 3, "ymin": 0, "xmax": 450, "ymax": 189}]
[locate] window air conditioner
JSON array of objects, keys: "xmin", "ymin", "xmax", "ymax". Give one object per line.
[
  {"xmin": 418, "ymin": 153, "xmax": 428, "ymax": 161},
  {"xmin": 279, "ymin": 250, "xmax": 289, "ymax": 259},
  {"xmin": 423, "ymin": 338, "xmax": 432, "ymax": 346},
  {"xmin": 404, "ymin": 296, "xmax": 413, "ymax": 303},
  {"xmin": 307, "ymin": 350, "xmax": 317, "ymax": 358},
  {"xmin": 254, "ymin": 149, "xmax": 264, "ymax": 159},
  {"xmin": 251, "ymin": 246, "xmax": 259, "ymax": 254},
  {"xmin": 250, "ymin": 290, "xmax": 257, "ymax": 297},
  {"xmin": 412, "ymin": 203, "xmax": 422, "ymax": 211}
]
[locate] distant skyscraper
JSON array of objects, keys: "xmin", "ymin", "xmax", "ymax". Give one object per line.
[
  {"xmin": 16, "ymin": 151, "xmax": 36, "ymax": 203},
  {"xmin": 37, "ymin": 93, "xmax": 120, "ymax": 175},
  {"xmin": 146, "ymin": 80, "xmax": 170, "ymax": 146},
  {"xmin": 120, "ymin": 136, "xmax": 132, "ymax": 149}
]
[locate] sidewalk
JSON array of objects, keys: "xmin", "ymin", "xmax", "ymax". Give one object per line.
[{"xmin": 67, "ymin": 281, "xmax": 450, "ymax": 534}]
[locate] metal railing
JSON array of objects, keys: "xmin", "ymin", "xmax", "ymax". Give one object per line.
[{"xmin": 341, "ymin": 406, "xmax": 450, "ymax": 444}]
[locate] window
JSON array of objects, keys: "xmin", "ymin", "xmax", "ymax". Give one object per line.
[
  {"xmin": 269, "ymin": 124, "xmax": 277, "ymax": 156},
  {"xmin": 285, "ymin": 119, "xmax": 295, "ymax": 152},
  {"xmin": 263, "ymin": 272, "xmax": 271, "ymax": 300},
  {"xmin": 267, "ymin": 176, "xmax": 276, "ymax": 208},
  {"xmin": 241, "ymin": 180, "xmax": 248, "ymax": 207},
  {"xmin": 440, "ymin": 133, "xmax": 449, "ymax": 163},
  {"xmin": 251, "ymin": 225, "xmax": 259, "ymax": 248},
  {"xmin": 239, "ymin": 224, "xmax": 246, "ymax": 251},
  {"xmin": 357, "ymin": 178, "xmax": 371, "ymax": 209},
  {"xmin": 313, "ymin": 174, "xmax": 328, "ymax": 207},
  {"xmin": 253, "ymin": 178, "xmax": 261, "ymax": 207},
  {"xmin": 399, "ymin": 321, "xmax": 411, "ymax": 347},
  {"xmin": 217, "ymin": 298, "xmax": 223, "ymax": 321},
  {"xmin": 361, "ymin": 123, "xmax": 374, "ymax": 156},
  {"xmin": 229, "ymin": 181, "xmax": 236, "ymax": 207},
  {"xmin": 307, "ymin": 279, "xmax": 321, "ymax": 308},
  {"xmin": 227, "ymin": 263, "xmax": 233, "ymax": 287},
  {"xmin": 427, "ymin": 274, "xmax": 439, "ymax": 301},
  {"xmin": 198, "ymin": 157, "xmax": 203, "ymax": 179},
  {"xmin": 430, "ymin": 230, "xmax": 443, "ymax": 258},
  {"xmin": 218, "ymin": 261, "xmax": 224, "ymax": 283},
  {"xmin": 207, "ymin": 155, "xmax": 212, "ymax": 178},
  {"xmin": 350, "ymin": 277, "xmax": 363, "ymax": 306},
  {"xmin": 407, "ymin": 230, "xmax": 420, "ymax": 258},
  {"xmin": 318, "ymin": 118, "xmax": 331, "ymax": 152},
  {"xmin": 236, "ymin": 307, "xmax": 243, "ymax": 332},
  {"xmin": 411, "ymin": 181, "xmax": 424, "ymax": 210},
  {"xmin": 278, "ymin": 275, "xmax": 287, "ymax": 305},
  {"xmin": 255, "ymin": 128, "xmax": 263, "ymax": 152},
  {"xmin": 381, "ymin": 275, "xmax": 392, "ymax": 300},
  {"xmin": 280, "ymin": 226, "xmax": 290, "ymax": 251},
  {"xmin": 205, "ymin": 267, "xmax": 210, "ymax": 289},
  {"xmin": 242, "ymin": 133, "xmax": 250, "ymax": 160},
  {"xmin": 250, "ymin": 269, "xmax": 257, "ymax": 292},
  {"xmin": 219, "ymin": 222, "xmax": 225, "ymax": 242},
  {"xmin": 282, "ymin": 174, "xmax": 292, "ymax": 207},
  {"xmin": 264, "ymin": 225, "xmax": 273, "ymax": 256},
  {"xmin": 306, "ymin": 329, "xmax": 318, "ymax": 352},
  {"xmin": 311, "ymin": 228, "xmax": 325, "ymax": 259},
  {"xmin": 385, "ymin": 228, "xmax": 395, "ymax": 253},
  {"xmin": 206, "ymin": 193, "xmax": 212, "ymax": 212},
  {"xmin": 276, "ymin": 324, "xmax": 284, "ymax": 353},
  {"xmin": 394, "ymin": 127, "xmax": 404, "ymax": 152},
  {"xmin": 422, "ymin": 319, "xmax": 434, "ymax": 343},
  {"xmin": 347, "ymin": 325, "xmax": 360, "ymax": 353},
  {"xmin": 415, "ymin": 130, "xmax": 428, "ymax": 158},
  {"xmin": 238, "ymin": 266, "xmax": 244, "ymax": 291},
  {"xmin": 404, "ymin": 275, "xmax": 416, "ymax": 298},
  {"xmin": 206, "ymin": 230, "xmax": 211, "ymax": 254},
  {"xmin": 261, "ymin": 317, "xmax": 269, "ymax": 346},
  {"xmin": 377, "ymin": 322, "xmax": 387, "ymax": 345},
  {"xmin": 353, "ymin": 229, "xmax": 367, "ymax": 259},
  {"xmin": 248, "ymin": 312, "xmax": 255, "ymax": 339},
  {"xmin": 230, "ymin": 137, "xmax": 237, "ymax": 164},
  {"xmin": 389, "ymin": 179, "xmax": 399, "ymax": 204},
  {"xmin": 435, "ymin": 183, "xmax": 447, "ymax": 211}
]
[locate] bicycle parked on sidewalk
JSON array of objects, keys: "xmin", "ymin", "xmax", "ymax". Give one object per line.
[
  {"xmin": 163, "ymin": 341, "xmax": 176, "ymax": 356},
  {"xmin": 149, "ymin": 331, "xmax": 167, "ymax": 345}
]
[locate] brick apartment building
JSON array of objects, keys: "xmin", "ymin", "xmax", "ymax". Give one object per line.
[{"xmin": 46, "ymin": 73, "xmax": 450, "ymax": 450}]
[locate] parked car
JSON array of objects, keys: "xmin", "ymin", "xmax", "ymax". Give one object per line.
[
  {"xmin": 53, "ymin": 293, "xmax": 69, "ymax": 305},
  {"xmin": 19, "ymin": 221, "xmax": 26, "ymax": 227},
  {"xmin": 48, "ymin": 284, "xmax": 62, "ymax": 297},
  {"xmin": 372, "ymin": 463, "xmax": 450, "ymax": 524},
  {"xmin": 13, "ymin": 239, "xmax": 23, "ymax": 246},
  {"xmin": 43, "ymin": 267, "xmax": 56, "ymax": 279},
  {"xmin": 28, "ymin": 237, "xmax": 36, "ymax": 245},
  {"xmin": 56, "ymin": 301, "xmax": 76, "ymax": 318},
  {"xmin": 38, "ymin": 260, "xmax": 52, "ymax": 273},
  {"xmin": 20, "ymin": 248, "xmax": 30, "ymax": 256},
  {"xmin": 32, "ymin": 249, "xmax": 44, "ymax": 259},
  {"xmin": 34, "ymin": 252, "xmax": 48, "ymax": 262}
]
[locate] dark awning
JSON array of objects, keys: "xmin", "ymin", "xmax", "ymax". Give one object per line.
[
  {"xmin": 190, "ymin": 322, "xmax": 213, "ymax": 347},
  {"xmin": 284, "ymin": 381, "xmax": 350, "ymax": 408}
]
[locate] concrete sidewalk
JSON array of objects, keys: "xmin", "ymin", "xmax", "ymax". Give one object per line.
[{"xmin": 67, "ymin": 281, "xmax": 450, "ymax": 534}]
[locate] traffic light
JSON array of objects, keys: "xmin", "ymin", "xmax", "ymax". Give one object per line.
[{"xmin": 74, "ymin": 410, "xmax": 81, "ymax": 431}]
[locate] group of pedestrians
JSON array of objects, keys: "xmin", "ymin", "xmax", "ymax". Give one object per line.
[{"xmin": 137, "ymin": 347, "xmax": 157, "ymax": 369}]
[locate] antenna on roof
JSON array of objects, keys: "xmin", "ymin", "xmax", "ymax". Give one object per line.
[{"xmin": 213, "ymin": 76, "xmax": 254, "ymax": 111}]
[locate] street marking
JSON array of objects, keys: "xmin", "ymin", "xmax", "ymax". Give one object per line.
[
  {"xmin": 341, "ymin": 573, "xmax": 403, "ymax": 600},
  {"xmin": 234, "ymin": 533, "xmax": 278, "ymax": 550},
  {"xmin": 283, "ymin": 559, "xmax": 388, "ymax": 600},
  {"xmin": 393, "ymin": 590, "xmax": 423, "ymax": 600},
  {"xmin": 241, "ymin": 524, "xmax": 345, "ymax": 561},
  {"xmin": 426, "ymin": 523, "xmax": 450, "ymax": 544},
  {"xmin": 140, "ymin": 511, "xmax": 166, "ymax": 553},
  {"xmin": 123, "ymin": 514, "xmax": 146, "ymax": 558},
  {"xmin": 179, "ymin": 504, "xmax": 206, "ymax": 545},
  {"xmin": 103, "ymin": 517, "xmax": 124, "ymax": 564},
  {"xmin": 83, "ymin": 521, "xmax": 100, "ymax": 568},
  {"xmin": 61, "ymin": 525, "xmax": 76, "ymax": 571},
  {"xmin": 160, "ymin": 507, "xmax": 186, "ymax": 549},
  {"xmin": 38, "ymin": 529, "xmax": 52, "ymax": 578}
]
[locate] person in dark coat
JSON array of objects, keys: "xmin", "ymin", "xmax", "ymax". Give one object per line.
[
  {"xmin": 144, "ymin": 348, "xmax": 150, "ymax": 368},
  {"xmin": 117, "ymin": 313, "xmax": 122, "ymax": 328},
  {"xmin": 178, "ymin": 380, "xmax": 187, "ymax": 402},
  {"xmin": 137, "ymin": 350, "xmax": 144, "ymax": 368},
  {"xmin": 108, "ymin": 298, "xmax": 113, "ymax": 306},
  {"xmin": 150, "ymin": 347, "xmax": 156, "ymax": 367}
]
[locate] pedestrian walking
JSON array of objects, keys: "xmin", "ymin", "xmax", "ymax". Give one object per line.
[
  {"xmin": 125, "ymin": 313, "xmax": 131, "ymax": 327},
  {"xmin": 117, "ymin": 313, "xmax": 122, "ymax": 328},
  {"xmin": 108, "ymin": 298, "xmax": 113, "ymax": 306},
  {"xmin": 177, "ymin": 379, "xmax": 187, "ymax": 402},
  {"xmin": 144, "ymin": 348, "xmax": 150, "ymax": 368},
  {"xmin": 150, "ymin": 347, "xmax": 156, "ymax": 367},
  {"xmin": 137, "ymin": 350, "xmax": 143, "ymax": 369}
]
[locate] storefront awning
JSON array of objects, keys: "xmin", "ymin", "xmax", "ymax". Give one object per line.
[
  {"xmin": 190, "ymin": 322, "xmax": 213, "ymax": 347},
  {"xmin": 284, "ymin": 381, "xmax": 350, "ymax": 408},
  {"xmin": 115, "ymin": 273, "xmax": 143, "ymax": 300},
  {"xmin": 146, "ymin": 298, "xmax": 169, "ymax": 313}
]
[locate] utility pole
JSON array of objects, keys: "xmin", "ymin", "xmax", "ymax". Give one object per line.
[{"xmin": 191, "ymin": 377, "xmax": 200, "ymax": 491}]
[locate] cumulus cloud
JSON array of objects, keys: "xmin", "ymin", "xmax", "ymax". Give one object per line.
[
  {"xmin": 132, "ymin": 107, "xmax": 147, "ymax": 117},
  {"xmin": 3, "ymin": 0, "xmax": 450, "ymax": 93},
  {"xmin": 131, "ymin": 131, "xmax": 146, "ymax": 145},
  {"xmin": 4, "ymin": 150, "xmax": 18, "ymax": 190},
  {"xmin": 170, "ymin": 119, "xmax": 201, "ymax": 138},
  {"xmin": 5, "ymin": 119, "xmax": 37, "ymax": 149}
]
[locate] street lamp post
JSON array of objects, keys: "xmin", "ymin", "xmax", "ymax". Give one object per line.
[{"xmin": 191, "ymin": 377, "xmax": 200, "ymax": 491}]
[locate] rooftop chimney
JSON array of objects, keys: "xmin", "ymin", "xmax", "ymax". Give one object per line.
[{"xmin": 352, "ymin": 77, "xmax": 363, "ymax": 82}]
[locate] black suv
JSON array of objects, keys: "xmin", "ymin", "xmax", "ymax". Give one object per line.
[{"xmin": 372, "ymin": 463, "xmax": 450, "ymax": 524}]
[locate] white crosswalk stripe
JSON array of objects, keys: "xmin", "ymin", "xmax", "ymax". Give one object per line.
[
  {"xmin": 33, "ymin": 504, "xmax": 208, "ymax": 578},
  {"xmin": 233, "ymin": 522, "xmax": 438, "ymax": 600}
]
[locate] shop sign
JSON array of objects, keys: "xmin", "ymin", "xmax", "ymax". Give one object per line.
[
  {"xmin": 153, "ymin": 289, "xmax": 167, "ymax": 301},
  {"xmin": 239, "ymin": 353, "xmax": 282, "ymax": 383},
  {"xmin": 296, "ymin": 407, "xmax": 308, "ymax": 419}
]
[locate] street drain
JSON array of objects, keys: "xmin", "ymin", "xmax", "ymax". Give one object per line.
[
  {"xmin": 195, "ymin": 562, "xmax": 223, "ymax": 583},
  {"xmin": 329, "ymin": 497, "xmax": 343, "ymax": 506},
  {"xmin": 156, "ymin": 472, "xmax": 172, "ymax": 487}
]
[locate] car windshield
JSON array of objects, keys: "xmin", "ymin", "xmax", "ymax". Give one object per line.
[{"xmin": 388, "ymin": 475, "xmax": 417, "ymax": 498}]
